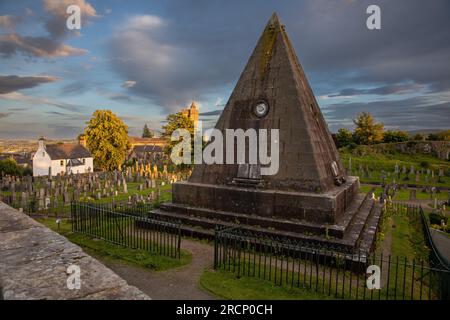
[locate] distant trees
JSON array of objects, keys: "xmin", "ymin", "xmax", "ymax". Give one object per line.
[
  {"xmin": 162, "ymin": 112, "xmax": 195, "ymax": 167},
  {"xmin": 435, "ymin": 130, "xmax": 450, "ymax": 141},
  {"xmin": 353, "ymin": 112, "xmax": 384, "ymax": 145},
  {"xmin": 424, "ymin": 131, "xmax": 450, "ymax": 141},
  {"xmin": 337, "ymin": 112, "xmax": 449, "ymax": 148},
  {"xmin": 335, "ymin": 128, "xmax": 354, "ymax": 148},
  {"xmin": 382, "ymin": 130, "xmax": 409, "ymax": 143},
  {"xmin": 427, "ymin": 133, "xmax": 439, "ymax": 141},
  {"xmin": 84, "ymin": 110, "xmax": 130, "ymax": 171},
  {"xmin": 0, "ymin": 158, "xmax": 22, "ymax": 176},
  {"xmin": 142, "ymin": 124, "xmax": 154, "ymax": 138}
]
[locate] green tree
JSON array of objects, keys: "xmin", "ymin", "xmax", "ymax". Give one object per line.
[
  {"xmin": 353, "ymin": 112, "xmax": 384, "ymax": 145},
  {"xmin": 142, "ymin": 124, "xmax": 154, "ymax": 138},
  {"xmin": 84, "ymin": 110, "xmax": 130, "ymax": 171},
  {"xmin": 335, "ymin": 128, "xmax": 353, "ymax": 147},
  {"xmin": 413, "ymin": 133, "xmax": 426, "ymax": 141},
  {"xmin": 0, "ymin": 158, "xmax": 22, "ymax": 176},
  {"xmin": 383, "ymin": 130, "xmax": 409, "ymax": 143},
  {"xmin": 427, "ymin": 133, "xmax": 439, "ymax": 141},
  {"xmin": 162, "ymin": 112, "xmax": 194, "ymax": 166},
  {"xmin": 437, "ymin": 130, "xmax": 450, "ymax": 141}
]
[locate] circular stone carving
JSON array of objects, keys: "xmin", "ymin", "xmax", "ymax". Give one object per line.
[{"xmin": 254, "ymin": 101, "xmax": 269, "ymax": 118}]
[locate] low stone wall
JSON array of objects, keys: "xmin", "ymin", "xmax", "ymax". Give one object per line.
[
  {"xmin": 370, "ymin": 141, "xmax": 450, "ymax": 160},
  {"xmin": 0, "ymin": 202, "xmax": 150, "ymax": 300}
]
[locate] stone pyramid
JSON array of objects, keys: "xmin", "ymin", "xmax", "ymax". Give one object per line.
[
  {"xmin": 153, "ymin": 13, "xmax": 381, "ymax": 252},
  {"xmin": 190, "ymin": 12, "xmax": 345, "ymax": 193}
]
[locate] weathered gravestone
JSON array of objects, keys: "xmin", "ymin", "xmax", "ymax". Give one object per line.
[{"xmin": 152, "ymin": 13, "xmax": 381, "ymax": 252}]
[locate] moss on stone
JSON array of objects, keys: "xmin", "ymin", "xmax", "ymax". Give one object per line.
[{"xmin": 259, "ymin": 25, "xmax": 278, "ymax": 78}]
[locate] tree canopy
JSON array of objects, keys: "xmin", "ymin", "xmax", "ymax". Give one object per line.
[
  {"xmin": 353, "ymin": 112, "xmax": 384, "ymax": 145},
  {"xmin": 83, "ymin": 110, "xmax": 130, "ymax": 171},
  {"xmin": 162, "ymin": 112, "xmax": 195, "ymax": 166},
  {"xmin": 0, "ymin": 158, "xmax": 22, "ymax": 176},
  {"xmin": 142, "ymin": 124, "xmax": 154, "ymax": 138},
  {"xmin": 335, "ymin": 128, "xmax": 353, "ymax": 147},
  {"xmin": 383, "ymin": 130, "xmax": 409, "ymax": 143}
]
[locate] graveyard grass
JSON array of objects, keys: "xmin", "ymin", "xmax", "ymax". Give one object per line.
[
  {"xmin": 200, "ymin": 200, "xmax": 437, "ymax": 300},
  {"xmin": 341, "ymin": 145, "xmax": 450, "ymax": 187},
  {"xmin": 200, "ymin": 270, "xmax": 336, "ymax": 300},
  {"xmin": 359, "ymin": 185, "xmax": 448, "ymax": 201},
  {"xmin": 37, "ymin": 217, "xmax": 192, "ymax": 271}
]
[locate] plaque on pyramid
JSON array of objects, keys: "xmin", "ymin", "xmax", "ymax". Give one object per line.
[{"xmin": 153, "ymin": 13, "xmax": 381, "ymax": 252}]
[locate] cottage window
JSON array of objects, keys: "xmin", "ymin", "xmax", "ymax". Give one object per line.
[
  {"xmin": 42, "ymin": 152, "xmax": 45, "ymax": 157},
  {"xmin": 82, "ymin": 158, "xmax": 85, "ymax": 164},
  {"xmin": 60, "ymin": 160, "xmax": 64, "ymax": 166}
]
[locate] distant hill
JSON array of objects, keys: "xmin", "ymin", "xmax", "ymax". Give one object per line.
[
  {"xmin": 407, "ymin": 129, "xmax": 445, "ymax": 135},
  {"xmin": 0, "ymin": 139, "xmax": 76, "ymax": 154}
]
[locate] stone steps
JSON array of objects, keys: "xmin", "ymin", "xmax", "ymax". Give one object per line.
[
  {"xmin": 159, "ymin": 202, "xmax": 347, "ymax": 238},
  {"xmin": 341, "ymin": 194, "xmax": 376, "ymax": 246},
  {"xmin": 152, "ymin": 208, "xmax": 357, "ymax": 251},
  {"xmin": 151, "ymin": 191, "xmax": 382, "ymax": 253},
  {"xmin": 358, "ymin": 203, "xmax": 383, "ymax": 253}
]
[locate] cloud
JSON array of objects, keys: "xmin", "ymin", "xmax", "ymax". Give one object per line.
[
  {"xmin": 46, "ymin": 111, "xmax": 68, "ymax": 116},
  {"xmin": 0, "ymin": 15, "xmax": 21, "ymax": 30},
  {"xmin": 0, "ymin": 75, "xmax": 58, "ymax": 94},
  {"xmin": 0, "ymin": 91, "xmax": 85, "ymax": 113},
  {"xmin": 110, "ymin": 13, "xmax": 249, "ymax": 111},
  {"xmin": 0, "ymin": 33, "xmax": 87, "ymax": 57},
  {"xmin": 326, "ymin": 83, "xmax": 426, "ymax": 98},
  {"xmin": 43, "ymin": 0, "xmax": 97, "ymax": 38},
  {"xmin": 199, "ymin": 109, "xmax": 223, "ymax": 116},
  {"xmin": 60, "ymin": 81, "xmax": 89, "ymax": 95},
  {"xmin": 0, "ymin": 0, "xmax": 96, "ymax": 58},
  {"xmin": 122, "ymin": 80, "xmax": 136, "ymax": 88},
  {"xmin": 109, "ymin": 93, "xmax": 133, "ymax": 102},
  {"xmin": 323, "ymin": 92, "xmax": 450, "ymax": 132}
]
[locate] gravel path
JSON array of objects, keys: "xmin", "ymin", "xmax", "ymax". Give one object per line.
[
  {"xmin": 103, "ymin": 238, "xmax": 216, "ymax": 300},
  {"xmin": 430, "ymin": 229, "xmax": 450, "ymax": 264}
]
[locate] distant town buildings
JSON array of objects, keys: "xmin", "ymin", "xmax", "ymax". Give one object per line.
[
  {"xmin": 0, "ymin": 153, "xmax": 31, "ymax": 168},
  {"xmin": 32, "ymin": 137, "xmax": 93, "ymax": 176},
  {"xmin": 128, "ymin": 136, "xmax": 167, "ymax": 165}
]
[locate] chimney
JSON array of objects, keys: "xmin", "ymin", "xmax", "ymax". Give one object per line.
[
  {"xmin": 38, "ymin": 136, "xmax": 45, "ymax": 149},
  {"xmin": 79, "ymin": 134, "xmax": 87, "ymax": 148}
]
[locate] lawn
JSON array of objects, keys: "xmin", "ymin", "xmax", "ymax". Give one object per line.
[
  {"xmin": 200, "ymin": 270, "xmax": 336, "ymax": 300},
  {"xmin": 37, "ymin": 217, "xmax": 191, "ymax": 271},
  {"xmin": 359, "ymin": 185, "xmax": 448, "ymax": 201},
  {"xmin": 340, "ymin": 145, "xmax": 450, "ymax": 187}
]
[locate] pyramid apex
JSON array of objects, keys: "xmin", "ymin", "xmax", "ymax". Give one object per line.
[{"xmin": 267, "ymin": 12, "xmax": 281, "ymax": 27}]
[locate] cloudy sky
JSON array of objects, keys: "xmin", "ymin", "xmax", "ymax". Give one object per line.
[{"xmin": 0, "ymin": 0, "xmax": 449, "ymax": 139}]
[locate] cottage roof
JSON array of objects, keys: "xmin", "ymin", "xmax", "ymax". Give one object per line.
[
  {"xmin": 133, "ymin": 145, "xmax": 163, "ymax": 153},
  {"xmin": 45, "ymin": 143, "xmax": 91, "ymax": 160},
  {"xmin": 67, "ymin": 158, "xmax": 84, "ymax": 167}
]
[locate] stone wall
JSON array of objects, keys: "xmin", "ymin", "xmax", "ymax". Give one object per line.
[
  {"xmin": 370, "ymin": 141, "xmax": 450, "ymax": 160},
  {"xmin": 0, "ymin": 202, "xmax": 149, "ymax": 300}
]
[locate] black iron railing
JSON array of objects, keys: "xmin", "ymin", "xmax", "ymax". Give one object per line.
[
  {"xmin": 71, "ymin": 202, "xmax": 181, "ymax": 259},
  {"xmin": 213, "ymin": 213, "xmax": 450, "ymax": 300}
]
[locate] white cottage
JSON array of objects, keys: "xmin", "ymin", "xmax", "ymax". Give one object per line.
[{"xmin": 32, "ymin": 137, "xmax": 94, "ymax": 177}]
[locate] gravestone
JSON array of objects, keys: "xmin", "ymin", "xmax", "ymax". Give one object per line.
[{"xmin": 153, "ymin": 13, "xmax": 380, "ymax": 252}]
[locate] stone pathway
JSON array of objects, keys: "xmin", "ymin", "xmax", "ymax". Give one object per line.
[
  {"xmin": 103, "ymin": 238, "xmax": 216, "ymax": 300},
  {"xmin": 430, "ymin": 228, "xmax": 450, "ymax": 264}
]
